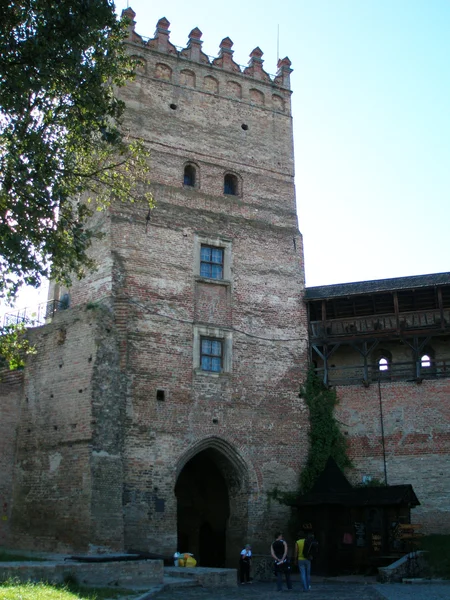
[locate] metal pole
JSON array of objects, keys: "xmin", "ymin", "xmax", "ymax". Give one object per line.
[
  {"xmin": 378, "ymin": 379, "xmax": 388, "ymax": 485},
  {"xmin": 277, "ymin": 25, "xmax": 280, "ymax": 63}
]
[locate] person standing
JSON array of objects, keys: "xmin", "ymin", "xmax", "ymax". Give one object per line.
[
  {"xmin": 271, "ymin": 532, "xmax": 293, "ymax": 592},
  {"xmin": 239, "ymin": 544, "xmax": 252, "ymax": 584},
  {"xmin": 294, "ymin": 530, "xmax": 312, "ymax": 592}
]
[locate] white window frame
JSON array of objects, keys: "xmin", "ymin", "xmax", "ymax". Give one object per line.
[
  {"xmin": 193, "ymin": 325, "xmax": 232, "ymax": 375},
  {"xmin": 194, "ymin": 234, "xmax": 232, "ymax": 282}
]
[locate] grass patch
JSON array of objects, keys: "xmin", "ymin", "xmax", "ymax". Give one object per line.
[
  {"xmin": 0, "ymin": 580, "xmax": 136, "ymax": 599},
  {"xmin": 421, "ymin": 534, "xmax": 450, "ymax": 579},
  {"xmin": 0, "ymin": 551, "xmax": 47, "ymax": 562}
]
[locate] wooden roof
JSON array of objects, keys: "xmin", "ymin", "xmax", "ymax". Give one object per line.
[
  {"xmin": 305, "ymin": 272, "xmax": 450, "ymax": 301},
  {"xmin": 291, "ymin": 458, "xmax": 420, "ymax": 508}
]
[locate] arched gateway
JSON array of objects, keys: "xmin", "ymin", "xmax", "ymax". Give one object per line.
[{"xmin": 175, "ymin": 437, "xmax": 249, "ymax": 567}]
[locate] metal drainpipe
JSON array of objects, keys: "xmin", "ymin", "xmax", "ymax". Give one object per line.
[{"xmin": 378, "ymin": 378, "xmax": 388, "ymax": 485}]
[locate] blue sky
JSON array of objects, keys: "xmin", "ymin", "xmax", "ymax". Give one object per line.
[
  {"xmin": 2, "ymin": 1, "xmax": 449, "ymax": 317},
  {"xmin": 116, "ymin": 0, "xmax": 450, "ymax": 286}
]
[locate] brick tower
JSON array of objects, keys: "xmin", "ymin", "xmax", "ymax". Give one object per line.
[{"xmin": 5, "ymin": 9, "xmax": 309, "ymax": 563}]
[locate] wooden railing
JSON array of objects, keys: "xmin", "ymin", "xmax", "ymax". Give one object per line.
[
  {"xmin": 314, "ymin": 359, "xmax": 450, "ymax": 386},
  {"xmin": 310, "ymin": 308, "xmax": 450, "ymax": 339}
]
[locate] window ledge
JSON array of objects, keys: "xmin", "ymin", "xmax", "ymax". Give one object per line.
[
  {"xmin": 195, "ymin": 276, "xmax": 231, "ymax": 286},
  {"xmin": 194, "ymin": 369, "xmax": 231, "ymax": 378}
]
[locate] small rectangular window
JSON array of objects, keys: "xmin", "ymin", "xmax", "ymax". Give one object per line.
[
  {"xmin": 200, "ymin": 245, "xmax": 224, "ymax": 280},
  {"xmin": 200, "ymin": 337, "xmax": 223, "ymax": 372}
]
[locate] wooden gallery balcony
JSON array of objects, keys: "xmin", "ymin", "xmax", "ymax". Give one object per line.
[{"xmin": 305, "ymin": 272, "xmax": 450, "ymax": 386}]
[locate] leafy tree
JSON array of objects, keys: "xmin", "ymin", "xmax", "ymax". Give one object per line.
[
  {"xmin": 0, "ymin": 0, "xmax": 152, "ymax": 303},
  {"xmin": 0, "ymin": 322, "xmax": 36, "ymax": 371}
]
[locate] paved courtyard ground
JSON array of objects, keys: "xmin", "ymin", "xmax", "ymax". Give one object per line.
[{"xmin": 149, "ymin": 579, "xmax": 450, "ymax": 600}]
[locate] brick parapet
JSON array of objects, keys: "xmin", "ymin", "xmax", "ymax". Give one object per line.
[{"xmin": 123, "ymin": 9, "xmax": 293, "ymax": 93}]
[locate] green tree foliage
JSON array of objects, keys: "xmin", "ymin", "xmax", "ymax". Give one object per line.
[
  {"xmin": 0, "ymin": 0, "xmax": 153, "ymax": 302},
  {"xmin": 0, "ymin": 323, "xmax": 36, "ymax": 371},
  {"xmin": 300, "ymin": 367, "xmax": 353, "ymax": 492}
]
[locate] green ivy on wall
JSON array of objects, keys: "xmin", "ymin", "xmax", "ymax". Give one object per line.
[
  {"xmin": 267, "ymin": 366, "xmax": 353, "ymax": 515},
  {"xmin": 299, "ymin": 366, "xmax": 353, "ymax": 493}
]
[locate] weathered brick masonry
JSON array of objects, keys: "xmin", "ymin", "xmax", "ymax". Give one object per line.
[
  {"xmin": 2, "ymin": 306, "xmax": 126, "ymax": 552},
  {"xmin": 1, "ymin": 9, "xmax": 309, "ymax": 561},
  {"xmin": 306, "ymin": 275, "xmax": 450, "ymax": 534},
  {"xmin": 108, "ymin": 11, "xmax": 310, "ymax": 562},
  {"xmin": 0, "ymin": 370, "xmax": 23, "ymax": 547},
  {"xmin": 336, "ymin": 380, "xmax": 450, "ymax": 531},
  {"xmin": 1, "ymin": 8, "xmax": 449, "ymax": 562}
]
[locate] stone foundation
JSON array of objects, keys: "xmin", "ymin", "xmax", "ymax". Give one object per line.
[
  {"xmin": 165, "ymin": 566, "xmax": 237, "ymax": 587},
  {"xmin": 0, "ymin": 559, "xmax": 163, "ymax": 588},
  {"xmin": 378, "ymin": 551, "xmax": 429, "ymax": 583}
]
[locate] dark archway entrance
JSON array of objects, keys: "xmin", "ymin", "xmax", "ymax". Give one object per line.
[{"xmin": 175, "ymin": 443, "xmax": 247, "ymax": 568}]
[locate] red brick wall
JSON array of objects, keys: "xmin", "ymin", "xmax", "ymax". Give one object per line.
[
  {"xmin": 336, "ymin": 378, "xmax": 450, "ymax": 532},
  {"xmin": 105, "ymin": 34, "xmax": 309, "ymax": 558},
  {"xmin": 6, "ymin": 307, "xmax": 125, "ymax": 552},
  {"xmin": 2, "ymin": 22, "xmax": 310, "ymax": 558}
]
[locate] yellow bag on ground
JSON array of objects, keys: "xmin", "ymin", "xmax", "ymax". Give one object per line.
[{"xmin": 182, "ymin": 554, "xmax": 197, "ymax": 567}]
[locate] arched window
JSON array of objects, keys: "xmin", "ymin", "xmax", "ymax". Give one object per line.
[
  {"xmin": 421, "ymin": 354, "xmax": 431, "ymax": 368},
  {"xmin": 372, "ymin": 349, "xmax": 392, "ymax": 380},
  {"xmin": 184, "ymin": 164, "xmax": 196, "ymax": 187},
  {"xmin": 224, "ymin": 173, "xmax": 238, "ymax": 196},
  {"xmin": 378, "ymin": 357, "xmax": 389, "ymax": 372},
  {"xmin": 418, "ymin": 346, "xmax": 436, "ymax": 378}
]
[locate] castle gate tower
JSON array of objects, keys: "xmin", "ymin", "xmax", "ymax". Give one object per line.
[
  {"xmin": 5, "ymin": 8, "xmax": 309, "ymax": 562},
  {"xmin": 111, "ymin": 10, "xmax": 310, "ymax": 562}
]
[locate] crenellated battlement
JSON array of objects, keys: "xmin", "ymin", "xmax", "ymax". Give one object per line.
[{"xmin": 122, "ymin": 7, "xmax": 293, "ymax": 91}]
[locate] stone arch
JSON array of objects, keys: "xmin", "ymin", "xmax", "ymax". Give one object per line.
[
  {"xmin": 272, "ymin": 93, "xmax": 285, "ymax": 112},
  {"xmin": 183, "ymin": 161, "xmax": 199, "ymax": 188},
  {"xmin": 204, "ymin": 75, "xmax": 219, "ymax": 94},
  {"xmin": 227, "ymin": 80, "xmax": 242, "ymax": 99},
  {"xmin": 250, "ymin": 88, "xmax": 265, "ymax": 106},
  {"xmin": 223, "ymin": 171, "xmax": 242, "ymax": 196},
  {"xmin": 180, "ymin": 69, "xmax": 196, "ymax": 88},
  {"xmin": 155, "ymin": 62, "xmax": 172, "ymax": 81},
  {"xmin": 175, "ymin": 436, "xmax": 250, "ymax": 567},
  {"xmin": 130, "ymin": 55, "xmax": 147, "ymax": 75}
]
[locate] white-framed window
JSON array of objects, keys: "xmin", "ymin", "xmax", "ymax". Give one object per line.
[
  {"xmin": 193, "ymin": 325, "xmax": 232, "ymax": 374},
  {"xmin": 200, "ymin": 337, "xmax": 223, "ymax": 372},
  {"xmin": 194, "ymin": 234, "xmax": 232, "ymax": 282},
  {"xmin": 200, "ymin": 245, "xmax": 224, "ymax": 279}
]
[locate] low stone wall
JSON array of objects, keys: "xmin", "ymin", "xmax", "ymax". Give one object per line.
[
  {"xmin": 165, "ymin": 566, "xmax": 237, "ymax": 587},
  {"xmin": 0, "ymin": 559, "xmax": 163, "ymax": 587},
  {"xmin": 251, "ymin": 555, "xmax": 277, "ymax": 582},
  {"xmin": 378, "ymin": 552, "xmax": 429, "ymax": 583}
]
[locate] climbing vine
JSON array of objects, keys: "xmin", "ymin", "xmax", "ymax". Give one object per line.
[
  {"xmin": 299, "ymin": 366, "xmax": 352, "ymax": 493},
  {"xmin": 267, "ymin": 366, "xmax": 353, "ymax": 518}
]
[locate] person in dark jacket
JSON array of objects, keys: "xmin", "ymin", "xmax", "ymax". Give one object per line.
[{"xmin": 270, "ymin": 531, "xmax": 293, "ymax": 591}]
